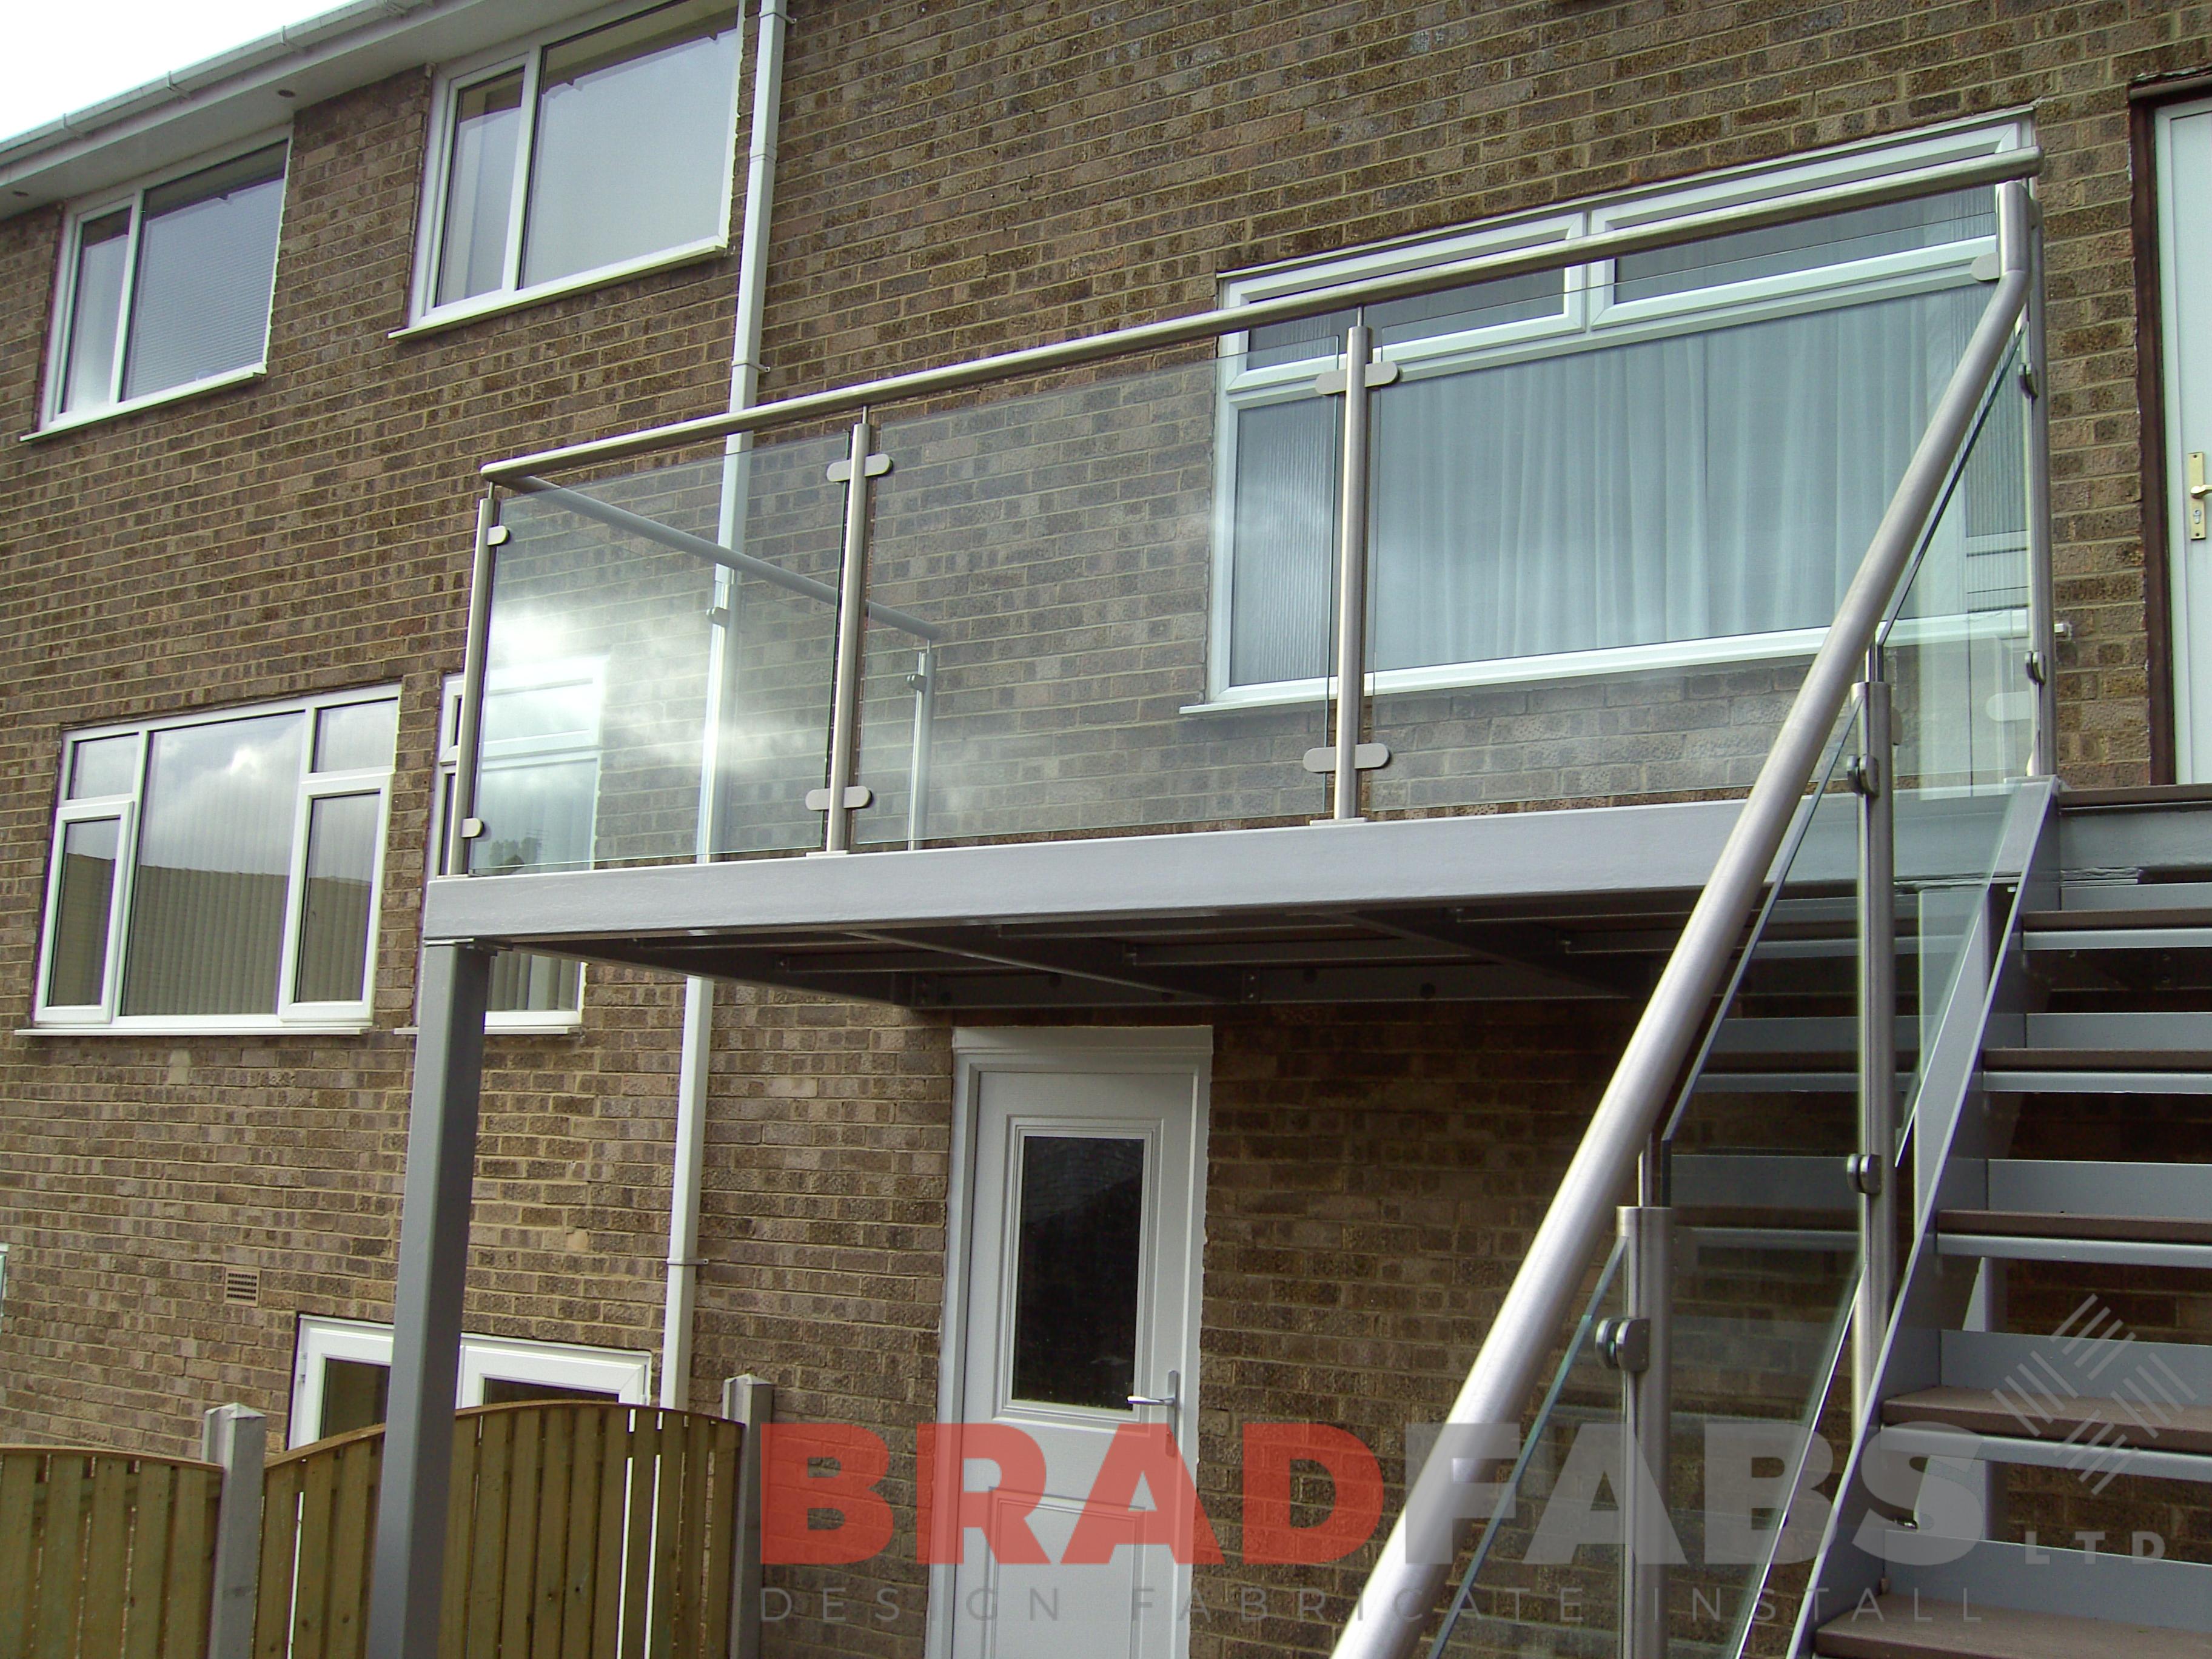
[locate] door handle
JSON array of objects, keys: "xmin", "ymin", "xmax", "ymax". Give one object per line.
[
  {"xmin": 1127, "ymin": 1370, "xmax": 1180, "ymax": 1415},
  {"xmin": 2191, "ymin": 452, "xmax": 2209, "ymax": 541}
]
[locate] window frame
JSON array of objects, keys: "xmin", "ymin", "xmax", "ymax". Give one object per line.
[
  {"xmin": 36, "ymin": 129, "xmax": 292, "ymax": 435},
  {"xmin": 432, "ymin": 663, "xmax": 605, "ymax": 1031},
  {"xmin": 32, "ymin": 688, "xmax": 400, "ymax": 1034},
  {"xmin": 1201, "ymin": 117, "xmax": 2030, "ymax": 711},
  {"xmin": 401, "ymin": 0, "xmax": 746, "ymax": 335},
  {"xmin": 289, "ymin": 1316, "xmax": 652, "ymax": 1447}
]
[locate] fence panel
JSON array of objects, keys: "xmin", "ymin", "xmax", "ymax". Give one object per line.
[
  {"xmin": 0, "ymin": 1444, "xmax": 222, "ymax": 1659},
  {"xmin": 252, "ymin": 1403, "xmax": 745, "ymax": 1659}
]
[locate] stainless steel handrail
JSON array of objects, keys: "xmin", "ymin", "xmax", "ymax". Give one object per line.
[
  {"xmin": 483, "ymin": 147, "xmax": 2037, "ymax": 485},
  {"xmin": 1327, "ymin": 178, "xmax": 2036, "ymax": 1659}
]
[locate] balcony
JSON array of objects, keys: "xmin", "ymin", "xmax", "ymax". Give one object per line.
[{"xmin": 422, "ymin": 148, "xmax": 2049, "ymax": 1008}]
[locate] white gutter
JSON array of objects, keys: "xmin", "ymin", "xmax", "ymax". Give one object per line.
[{"xmin": 660, "ymin": 0, "xmax": 789, "ymax": 1412}]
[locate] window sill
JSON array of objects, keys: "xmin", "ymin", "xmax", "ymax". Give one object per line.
[
  {"xmin": 390, "ymin": 240, "xmax": 730, "ymax": 341},
  {"xmin": 22, "ymin": 364, "xmax": 266, "ymax": 441},
  {"xmin": 18, "ymin": 1019, "xmax": 377, "ymax": 1038},
  {"xmin": 389, "ymin": 1020, "xmax": 586, "ymax": 1037},
  {"xmin": 1180, "ymin": 626, "xmax": 1829, "ymax": 716}
]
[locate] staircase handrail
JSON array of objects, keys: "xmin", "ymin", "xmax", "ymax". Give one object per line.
[{"xmin": 1328, "ymin": 177, "xmax": 2039, "ymax": 1659}]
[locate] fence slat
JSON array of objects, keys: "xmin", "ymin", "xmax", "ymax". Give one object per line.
[
  {"xmin": 464, "ymin": 1412, "xmax": 514, "ymax": 1659},
  {"xmin": 322, "ymin": 1439, "xmax": 377, "ymax": 1659},
  {"xmin": 672, "ymin": 1415, "xmax": 711, "ymax": 1659},
  {"xmin": 78, "ymin": 1456, "xmax": 130, "ymax": 1657},
  {"xmin": 590, "ymin": 1412, "xmax": 628, "ymax": 1659},
  {"xmin": 648, "ymin": 1412, "xmax": 689, "ymax": 1659},
  {"xmin": 33, "ymin": 1454, "xmax": 88, "ymax": 1659},
  {"xmin": 498, "ymin": 1410, "xmax": 544, "ymax": 1657},
  {"xmin": 698, "ymin": 1423, "xmax": 739, "ymax": 1659},
  {"xmin": 0, "ymin": 1452, "xmax": 42, "ymax": 1658},
  {"xmin": 290, "ymin": 1438, "xmax": 339, "ymax": 1659},
  {"xmin": 438, "ymin": 1414, "xmax": 480, "ymax": 1659},
  {"xmin": 159, "ymin": 1464, "xmax": 217, "ymax": 1659},
  {"xmin": 252, "ymin": 1460, "xmax": 301, "ymax": 1659},
  {"xmin": 529, "ymin": 1408, "xmax": 573, "ymax": 1659},
  {"xmin": 558, "ymin": 1409, "xmax": 602, "ymax": 1659},
  {"xmin": 121, "ymin": 1460, "xmax": 175, "ymax": 1659},
  {"xmin": 618, "ymin": 1413, "xmax": 658, "ymax": 1659}
]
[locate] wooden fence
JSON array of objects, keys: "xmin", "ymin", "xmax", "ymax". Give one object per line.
[
  {"xmin": 0, "ymin": 1444, "xmax": 223, "ymax": 1658},
  {"xmin": 255, "ymin": 1402, "xmax": 746, "ymax": 1659}
]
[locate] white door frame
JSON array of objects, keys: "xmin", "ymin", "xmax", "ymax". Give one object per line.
[
  {"xmin": 2158, "ymin": 95, "xmax": 2212, "ymax": 780},
  {"xmin": 928, "ymin": 1026, "xmax": 1213, "ymax": 1659}
]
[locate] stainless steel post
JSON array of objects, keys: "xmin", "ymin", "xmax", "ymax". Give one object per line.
[
  {"xmin": 366, "ymin": 942, "xmax": 492, "ymax": 1659},
  {"xmin": 1854, "ymin": 663, "xmax": 1898, "ymax": 1426},
  {"xmin": 908, "ymin": 641, "xmax": 935, "ymax": 850},
  {"xmin": 1618, "ymin": 1202, "xmax": 1673, "ymax": 1659},
  {"xmin": 1332, "ymin": 322, "xmax": 1375, "ymax": 822},
  {"xmin": 446, "ymin": 491, "xmax": 501, "ymax": 876},
  {"xmin": 2021, "ymin": 197, "xmax": 2057, "ymax": 779},
  {"xmin": 821, "ymin": 415, "xmax": 879, "ymax": 853}
]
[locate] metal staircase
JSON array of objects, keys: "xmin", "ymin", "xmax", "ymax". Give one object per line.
[{"xmin": 1805, "ymin": 789, "xmax": 2212, "ymax": 1657}]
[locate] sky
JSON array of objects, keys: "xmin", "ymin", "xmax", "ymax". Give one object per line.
[{"xmin": 0, "ymin": 1, "xmax": 352, "ymax": 147}]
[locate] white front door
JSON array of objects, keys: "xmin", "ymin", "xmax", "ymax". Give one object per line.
[
  {"xmin": 2158, "ymin": 98, "xmax": 2212, "ymax": 779},
  {"xmin": 937, "ymin": 1030, "xmax": 1210, "ymax": 1659}
]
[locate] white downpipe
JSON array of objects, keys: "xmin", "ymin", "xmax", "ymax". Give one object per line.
[{"xmin": 660, "ymin": 0, "xmax": 789, "ymax": 1412}]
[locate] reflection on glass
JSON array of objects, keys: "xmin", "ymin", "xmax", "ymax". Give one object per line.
[
  {"xmin": 488, "ymin": 950, "xmax": 583, "ymax": 1015},
  {"xmin": 121, "ymin": 712, "xmax": 303, "ymax": 1017},
  {"xmin": 321, "ymin": 1358, "xmax": 390, "ymax": 1437},
  {"xmin": 521, "ymin": 1, "xmax": 739, "ymax": 287},
  {"xmin": 1245, "ymin": 267, "xmax": 1564, "ymax": 367},
  {"xmin": 294, "ymin": 793, "xmax": 380, "ymax": 1005},
  {"xmin": 436, "ymin": 70, "xmax": 524, "ymax": 305},
  {"xmin": 1227, "ymin": 396, "xmax": 1338, "ymax": 686},
  {"xmin": 474, "ymin": 758, "xmax": 596, "ymax": 874},
  {"xmin": 312, "ymin": 699, "xmax": 399, "ymax": 774},
  {"xmin": 479, "ymin": 1378, "xmax": 618, "ymax": 1406},
  {"xmin": 122, "ymin": 144, "xmax": 286, "ymax": 401},
  {"xmin": 1615, "ymin": 186, "xmax": 1994, "ymax": 303},
  {"xmin": 1011, "ymin": 1135, "xmax": 1145, "ymax": 1410},
  {"xmin": 61, "ymin": 209, "xmax": 130, "ymax": 414},
  {"xmin": 45, "ymin": 819, "xmax": 119, "ymax": 1008},
  {"xmin": 67, "ymin": 734, "xmax": 137, "ymax": 799}
]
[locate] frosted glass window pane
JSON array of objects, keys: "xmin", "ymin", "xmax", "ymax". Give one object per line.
[
  {"xmin": 1011, "ymin": 1135, "xmax": 1145, "ymax": 1410},
  {"xmin": 294, "ymin": 793, "xmax": 380, "ymax": 1005},
  {"xmin": 121, "ymin": 712, "xmax": 302, "ymax": 1016},
  {"xmin": 436, "ymin": 71, "xmax": 523, "ymax": 305},
  {"xmin": 68, "ymin": 735, "xmax": 138, "ymax": 799},
  {"xmin": 61, "ymin": 209, "xmax": 130, "ymax": 414},
  {"xmin": 520, "ymin": 2, "xmax": 739, "ymax": 287},
  {"xmin": 1615, "ymin": 187, "xmax": 1994, "ymax": 302},
  {"xmin": 122, "ymin": 144, "xmax": 286, "ymax": 401},
  {"xmin": 46, "ymin": 819, "xmax": 119, "ymax": 1008},
  {"xmin": 1228, "ymin": 396, "xmax": 1338, "ymax": 686},
  {"xmin": 313, "ymin": 699, "xmax": 398, "ymax": 773}
]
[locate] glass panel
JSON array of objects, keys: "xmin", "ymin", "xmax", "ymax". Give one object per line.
[
  {"xmin": 851, "ymin": 621, "xmax": 927, "ymax": 847},
  {"xmin": 1883, "ymin": 337, "xmax": 2033, "ymax": 1107},
  {"xmin": 293, "ymin": 793, "xmax": 380, "ymax": 1005},
  {"xmin": 320, "ymin": 1358, "xmax": 390, "ymax": 1437},
  {"xmin": 45, "ymin": 818, "xmax": 120, "ymax": 1008},
  {"xmin": 60, "ymin": 208, "xmax": 130, "ymax": 414},
  {"xmin": 488, "ymin": 949, "xmax": 583, "ymax": 1015},
  {"xmin": 67, "ymin": 734, "xmax": 137, "ymax": 799},
  {"xmin": 121, "ymin": 712, "xmax": 303, "ymax": 1017},
  {"xmin": 1011, "ymin": 1134, "xmax": 1145, "ymax": 1410},
  {"xmin": 1362, "ymin": 283, "xmax": 1988, "ymax": 814},
  {"xmin": 1227, "ymin": 392, "xmax": 1338, "ymax": 687},
  {"xmin": 520, "ymin": 0, "xmax": 740, "ymax": 287},
  {"xmin": 862, "ymin": 352, "xmax": 1327, "ymax": 848},
  {"xmin": 312, "ymin": 699, "xmax": 398, "ymax": 773},
  {"xmin": 1245, "ymin": 267, "xmax": 1563, "ymax": 367},
  {"xmin": 475, "ymin": 757, "xmax": 597, "ymax": 874},
  {"xmin": 436, "ymin": 69, "xmax": 524, "ymax": 305},
  {"xmin": 1614, "ymin": 186, "xmax": 1995, "ymax": 302},
  {"xmin": 122, "ymin": 143, "xmax": 286, "ymax": 400}
]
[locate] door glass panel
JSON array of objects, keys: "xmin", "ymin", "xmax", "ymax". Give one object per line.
[
  {"xmin": 479, "ymin": 1378, "xmax": 619, "ymax": 1406},
  {"xmin": 321, "ymin": 1357, "xmax": 390, "ymax": 1437},
  {"xmin": 1010, "ymin": 1134, "xmax": 1145, "ymax": 1410},
  {"xmin": 45, "ymin": 818, "xmax": 120, "ymax": 1007},
  {"xmin": 294, "ymin": 793, "xmax": 381, "ymax": 1004}
]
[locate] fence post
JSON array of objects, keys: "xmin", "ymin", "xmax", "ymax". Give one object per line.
[
  {"xmin": 202, "ymin": 1404, "xmax": 266, "ymax": 1659},
  {"xmin": 721, "ymin": 1375, "xmax": 775, "ymax": 1659}
]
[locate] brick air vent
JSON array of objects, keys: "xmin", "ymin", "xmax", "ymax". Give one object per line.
[{"xmin": 222, "ymin": 1267, "xmax": 261, "ymax": 1307}]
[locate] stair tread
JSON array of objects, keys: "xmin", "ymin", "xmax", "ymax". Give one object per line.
[
  {"xmin": 1815, "ymin": 1594, "xmax": 2208, "ymax": 1659},
  {"xmin": 1937, "ymin": 1208, "xmax": 2212, "ymax": 1246},
  {"xmin": 1883, "ymin": 1385, "xmax": 2212, "ymax": 1455},
  {"xmin": 2025, "ymin": 905, "xmax": 2212, "ymax": 931},
  {"xmin": 1985, "ymin": 1047, "xmax": 2212, "ymax": 1072}
]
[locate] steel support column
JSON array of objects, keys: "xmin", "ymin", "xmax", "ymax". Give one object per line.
[
  {"xmin": 365, "ymin": 942, "xmax": 491, "ymax": 1659},
  {"xmin": 1853, "ymin": 665, "xmax": 1898, "ymax": 1428}
]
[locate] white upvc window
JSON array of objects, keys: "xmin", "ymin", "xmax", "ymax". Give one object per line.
[
  {"xmin": 289, "ymin": 1316, "xmax": 652, "ymax": 1447},
  {"xmin": 404, "ymin": 0, "xmax": 744, "ymax": 332},
  {"xmin": 40, "ymin": 133, "xmax": 289, "ymax": 431},
  {"xmin": 433, "ymin": 665, "xmax": 605, "ymax": 1028},
  {"xmin": 1206, "ymin": 118, "xmax": 2031, "ymax": 708},
  {"xmin": 33, "ymin": 690, "xmax": 399, "ymax": 1033}
]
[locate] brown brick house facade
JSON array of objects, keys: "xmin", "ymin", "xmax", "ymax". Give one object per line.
[{"xmin": 4, "ymin": 5, "xmax": 2211, "ymax": 1658}]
